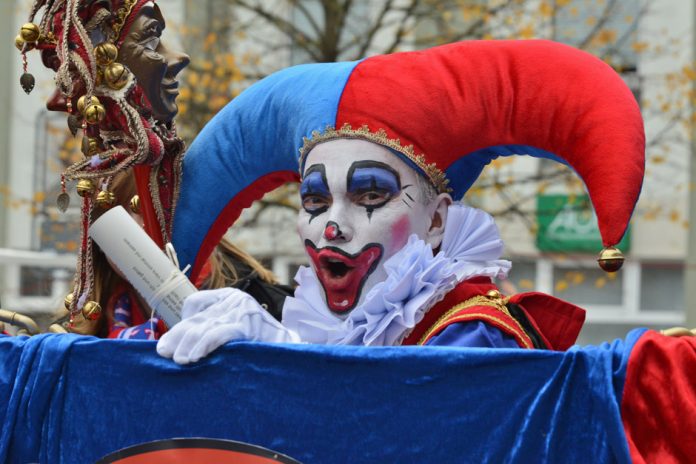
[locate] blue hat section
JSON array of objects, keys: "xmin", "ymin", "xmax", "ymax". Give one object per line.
[
  {"xmin": 0, "ymin": 332, "xmax": 645, "ymax": 463},
  {"xmin": 445, "ymin": 144, "xmax": 570, "ymax": 199},
  {"xmin": 173, "ymin": 60, "xmax": 360, "ymax": 274}
]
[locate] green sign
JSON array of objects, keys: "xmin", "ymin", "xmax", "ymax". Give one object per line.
[{"xmin": 536, "ymin": 194, "xmax": 630, "ymax": 253}]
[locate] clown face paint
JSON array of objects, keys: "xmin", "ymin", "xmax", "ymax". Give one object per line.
[{"xmin": 298, "ymin": 139, "xmax": 437, "ymax": 314}]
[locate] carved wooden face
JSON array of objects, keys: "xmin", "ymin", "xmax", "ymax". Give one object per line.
[{"xmin": 119, "ymin": 3, "xmax": 190, "ymax": 122}]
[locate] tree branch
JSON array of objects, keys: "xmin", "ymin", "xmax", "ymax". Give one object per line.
[
  {"xmin": 231, "ymin": 0, "xmax": 323, "ymax": 61},
  {"xmin": 576, "ymin": 0, "xmax": 618, "ymax": 50}
]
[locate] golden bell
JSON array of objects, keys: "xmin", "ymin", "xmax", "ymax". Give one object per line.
[
  {"xmin": 82, "ymin": 301, "xmax": 102, "ymax": 321},
  {"xmin": 14, "ymin": 35, "xmax": 34, "ymax": 52},
  {"xmin": 14, "ymin": 35, "xmax": 24, "ymax": 51},
  {"xmin": 76, "ymin": 179, "xmax": 96, "ymax": 197},
  {"xmin": 84, "ymin": 103, "xmax": 106, "ymax": 125},
  {"xmin": 20, "ymin": 23, "xmax": 40, "ymax": 43},
  {"xmin": 96, "ymin": 68, "xmax": 104, "ymax": 87},
  {"xmin": 81, "ymin": 136, "xmax": 100, "ymax": 157},
  {"xmin": 96, "ymin": 190, "xmax": 116, "ymax": 208},
  {"xmin": 103, "ymin": 63, "xmax": 129, "ymax": 90},
  {"xmin": 77, "ymin": 95, "xmax": 100, "ymax": 115},
  {"xmin": 94, "ymin": 42, "xmax": 118, "ymax": 66},
  {"xmin": 64, "ymin": 292, "xmax": 74, "ymax": 310},
  {"xmin": 597, "ymin": 246, "xmax": 624, "ymax": 273},
  {"xmin": 129, "ymin": 194, "xmax": 141, "ymax": 214}
]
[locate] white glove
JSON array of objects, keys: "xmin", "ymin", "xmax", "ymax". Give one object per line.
[{"xmin": 156, "ymin": 287, "xmax": 301, "ymax": 364}]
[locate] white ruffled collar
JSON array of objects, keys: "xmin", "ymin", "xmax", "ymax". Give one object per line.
[{"xmin": 282, "ymin": 204, "xmax": 511, "ymax": 346}]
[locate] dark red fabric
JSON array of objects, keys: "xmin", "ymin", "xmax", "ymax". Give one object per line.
[
  {"xmin": 402, "ymin": 277, "xmax": 497, "ymax": 345},
  {"xmin": 189, "ymin": 171, "xmax": 300, "ymax": 283},
  {"xmin": 621, "ymin": 330, "xmax": 696, "ymax": 463},
  {"xmin": 401, "ymin": 278, "xmax": 584, "ymax": 350},
  {"xmin": 337, "ymin": 40, "xmax": 644, "ymax": 247},
  {"xmin": 507, "ymin": 292, "xmax": 585, "ymax": 351}
]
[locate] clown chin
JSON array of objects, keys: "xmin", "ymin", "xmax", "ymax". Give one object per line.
[{"xmin": 304, "ymin": 240, "xmax": 383, "ymax": 314}]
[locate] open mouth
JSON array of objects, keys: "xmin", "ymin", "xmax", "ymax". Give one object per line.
[
  {"xmin": 161, "ymin": 78, "xmax": 179, "ymax": 96},
  {"xmin": 305, "ymin": 240, "xmax": 383, "ymax": 313}
]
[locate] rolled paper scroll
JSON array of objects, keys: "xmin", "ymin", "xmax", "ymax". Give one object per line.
[{"xmin": 89, "ymin": 206, "xmax": 196, "ymax": 327}]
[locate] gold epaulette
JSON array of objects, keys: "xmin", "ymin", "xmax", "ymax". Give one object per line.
[{"xmin": 417, "ymin": 290, "xmax": 533, "ymax": 348}]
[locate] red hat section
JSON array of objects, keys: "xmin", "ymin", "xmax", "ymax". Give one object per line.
[{"xmin": 336, "ymin": 40, "xmax": 645, "ymax": 247}]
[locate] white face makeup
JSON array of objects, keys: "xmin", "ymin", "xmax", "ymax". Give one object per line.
[{"xmin": 298, "ymin": 139, "xmax": 448, "ymax": 314}]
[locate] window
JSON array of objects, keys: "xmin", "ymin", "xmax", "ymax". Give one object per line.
[{"xmin": 640, "ymin": 262, "xmax": 684, "ymax": 312}]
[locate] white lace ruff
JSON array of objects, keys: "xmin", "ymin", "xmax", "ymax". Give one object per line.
[{"xmin": 282, "ymin": 204, "xmax": 511, "ymax": 346}]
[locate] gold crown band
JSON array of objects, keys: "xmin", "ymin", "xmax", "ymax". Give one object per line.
[
  {"xmin": 111, "ymin": 0, "xmax": 139, "ymax": 42},
  {"xmin": 298, "ymin": 123, "xmax": 450, "ymax": 194}
]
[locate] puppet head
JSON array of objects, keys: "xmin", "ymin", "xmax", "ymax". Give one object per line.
[{"xmin": 172, "ymin": 40, "xmax": 645, "ymax": 315}]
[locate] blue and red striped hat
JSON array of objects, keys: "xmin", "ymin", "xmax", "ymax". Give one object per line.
[{"xmin": 173, "ymin": 40, "xmax": 645, "ymax": 282}]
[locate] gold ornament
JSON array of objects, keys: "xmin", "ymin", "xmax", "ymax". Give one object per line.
[
  {"xmin": 14, "ymin": 35, "xmax": 34, "ymax": 51},
  {"xmin": 82, "ymin": 301, "xmax": 102, "ymax": 321},
  {"xmin": 486, "ymin": 289, "xmax": 502, "ymax": 299},
  {"xmin": 96, "ymin": 190, "xmax": 116, "ymax": 208},
  {"xmin": 597, "ymin": 246, "xmax": 624, "ymax": 272},
  {"xmin": 103, "ymin": 62, "xmax": 129, "ymax": 90},
  {"xmin": 81, "ymin": 136, "xmax": 100, "ymax": 156},
  {"xmin": 96, "ymin": 68, "xmax": 104, "ymax": 87},
  {"xmin": 20, "ymin": 23, "xmax": 40, "ymax": 43},
  {"xmin": 14, "ymin": 35, "xmax": 24, "ymax": 51},
  {"xmin": 84, "ymin": 103, "xmax": 106, "ymax": 125},
  {"xmin": 76, "ymin": 179, "xmax": 96, "ymax": 197},
  {"xmin": 64, "ymin": 292, "xmax": 74, "ymax": 310},
  {"xmin": 129, "ymin": 194, "xmax": 141, "ymax": 214},
  {"xmin": 77, "ymin": 95, "xmax": 100, "ymax": 114},
  {"xmin": 94, "ymin": 42, "xmax": 118, "ymax": 66}
]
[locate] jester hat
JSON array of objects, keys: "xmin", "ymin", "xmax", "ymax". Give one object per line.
[{"xmin": 173, "ymin": 40, "xmax": 645, "ymax": 283}]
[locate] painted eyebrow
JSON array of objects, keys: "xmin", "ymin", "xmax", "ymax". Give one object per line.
[
  {"xmin": 347, "ymin": 161, "xmax": 401, "ymax": 193},
  {"xmin": 301, "ymin": 164, "xmax": 329, "ymax": 196}
]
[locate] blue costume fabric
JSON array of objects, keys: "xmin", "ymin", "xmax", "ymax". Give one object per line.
[
  {"xmin": 0, "ymin": 330, "xmax": 645, "ymax": 463},
  {"xmin": 426, "ymin": 321, "xmax": 520, "ymax": 348}
]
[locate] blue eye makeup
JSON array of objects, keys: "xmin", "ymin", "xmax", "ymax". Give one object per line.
[
  {"xmin": 301, "ymin": 170, "xmax": 329, "ymax": 197},
  {"xmin": 301, "ymin": 164, "xmax": 330, "ymax": 221},
  {"xmin": 347, "ymin": 161, "xmax": 402, "ymax": 219}
]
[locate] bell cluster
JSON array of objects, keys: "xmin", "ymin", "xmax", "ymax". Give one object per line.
[
  {"xmin": 14, "ymin": 22, "xmax": 139, "ymax": 326},
  {"xmin": 14, "ymin": 22, "xmax": 41, "ymax": 94}
]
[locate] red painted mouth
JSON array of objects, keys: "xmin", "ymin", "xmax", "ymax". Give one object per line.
[{"xmin": 305, "ymin": 240, "xmax": 383, "ymax": 313}]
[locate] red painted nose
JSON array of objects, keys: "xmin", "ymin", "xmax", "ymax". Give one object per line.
[{"xmin": 324, "ymin": 223, "xmax": 339, "ymax": 240}]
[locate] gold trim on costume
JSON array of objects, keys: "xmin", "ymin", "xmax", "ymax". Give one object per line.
[
  {"xmin": 298, "ymin": 123, "xmax": 450, "ymax": 194},
  {"xmin": 111, "ymin": 0, "xmax": 139, "ymax": 41},
  {"xmin": 417, "ymin": 293, "xmax": 532, "ymax": 348}
]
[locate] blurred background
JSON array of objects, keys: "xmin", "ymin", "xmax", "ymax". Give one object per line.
[{"xmin": 0, "ymin": 0, "xmax": 694, "ymax": 344}]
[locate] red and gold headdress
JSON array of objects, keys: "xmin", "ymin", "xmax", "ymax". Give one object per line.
[{"xmin": 16, "ymin": 0, "xmax": 185, "ymax": 326}]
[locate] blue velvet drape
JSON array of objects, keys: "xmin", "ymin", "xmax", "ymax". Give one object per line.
[{"xmin": 0, "ymin": 330, "xmax": 645, "ymax": 463}]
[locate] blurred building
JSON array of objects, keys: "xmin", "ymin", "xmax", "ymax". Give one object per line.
[{"xmin": 0, "ymin": 0, "xmax": 693, "ymax": 344}]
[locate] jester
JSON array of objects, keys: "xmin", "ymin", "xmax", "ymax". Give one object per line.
[
  {"xmin": 14, "ymin": 0, "xmax": 288, "ymax": 338},
  {"xmin": 156, "ymin": 40, "xmax": 696, "ymax": 461},
  {"xmin": 13, "ymin": 0, "xmax": 191, "ymax": 335}
]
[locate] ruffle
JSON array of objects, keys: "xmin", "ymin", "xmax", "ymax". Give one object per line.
[{"xmin": 282, "ymin": 204, "xmax": 511, "ymax": 346}]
